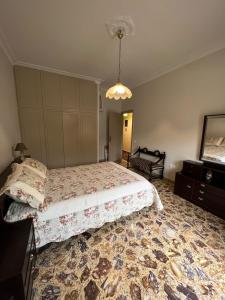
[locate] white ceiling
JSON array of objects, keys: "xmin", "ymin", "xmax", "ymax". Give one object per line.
[{"xmin": 1, "ymin": 0, "xmax": 225, "ymax": 88}]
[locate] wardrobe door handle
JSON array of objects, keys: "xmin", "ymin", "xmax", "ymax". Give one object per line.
[{"xmin": 198, "ymin": 196, "xmax": 204, "ymax": 201}]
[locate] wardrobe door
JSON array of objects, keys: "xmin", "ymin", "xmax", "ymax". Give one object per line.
[
  {"xmin": 79, "ymin": 79, "xmax": 97, "ymax": 112},
  {"xmin": 79, "ymin": 113, "xmax": 97, "ymax": 164},
  {"xmin": 42, "ymin": 72, "xmax": 61, "ymax": 109},
  {"xmin": 19, "ymin": 108, "xmax": 46, "ymax": 163},
  {"xmin": 44, "ymin": 110, "xmax": 64, "ymax": 168},
  {"xmin": 61, "ymin": 76, "xmax": 79, "ymax": 111},
  {"xmin": 14, "ymin": 66, "xmax": 42, "ymax": 108},
  {"xmin": 63, "ymin": 112, "xmax": 80, "ymax": 166}
]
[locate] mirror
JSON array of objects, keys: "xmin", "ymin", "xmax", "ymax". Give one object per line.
[{"xmin": 200, "ymin": 114, "xmax": 225, "ymax": 165}]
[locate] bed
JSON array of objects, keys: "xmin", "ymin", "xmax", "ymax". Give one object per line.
[{"xmin": 2, "ymin": 161, "xmax": 163, "ymax": 248}]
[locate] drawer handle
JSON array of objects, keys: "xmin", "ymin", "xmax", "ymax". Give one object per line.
[
  {"xmin": 186, "ymin": 185, "xmax": 192, "ymax": 189},
  {"xmin": 200, "ymin": 183, "xmax": 205, "ymax": 188},
  {"xmin": 198, "ymin": 196, "xmax": 204, "ymax": 201},
  {"xmin": 199, "ymin": 190, "xmax": 204, "ymax": 194}
]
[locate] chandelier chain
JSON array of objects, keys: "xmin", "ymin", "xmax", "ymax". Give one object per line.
[{"xmin": 118, "ymin": 36, "xmax": 122, "ymax": 82}]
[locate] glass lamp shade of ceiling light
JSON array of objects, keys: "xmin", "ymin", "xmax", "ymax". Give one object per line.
[
  {"xmin": 106, "ymin": 29, "xmax": 132, "ymax": 100},
  {"xmin": 106, "ymin": 82, "xmax": 132, "ymax": 100}
]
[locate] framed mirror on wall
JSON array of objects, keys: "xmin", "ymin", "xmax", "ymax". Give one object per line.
[{"xmin": 199, "ymin": 114, "xmax": 225, "ymax": 167}]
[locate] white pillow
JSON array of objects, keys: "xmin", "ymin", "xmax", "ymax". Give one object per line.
[{"xmin": 21, "ymin": 158, "xmax": 47, "ymax": 178}]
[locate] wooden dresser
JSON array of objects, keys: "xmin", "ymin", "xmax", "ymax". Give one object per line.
[
  {"xmin": 174, "ymin": 160, "xmax": 225, "ymax": 219},
  {"xmin": 0, "ymin": 218, "xmax": 36, "ymax": 300}
]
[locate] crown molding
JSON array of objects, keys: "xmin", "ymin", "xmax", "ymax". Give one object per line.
[
  {"xmin": 0, "ymin": 27, "xmax": 15, "ymax": 64},
  {"xmin": 134, "ymin": 43, "xmax": 225, "ymax": 89},
  {"xmin": 15, "ymin": 61, "xmax": 103, "ymax": 84}
]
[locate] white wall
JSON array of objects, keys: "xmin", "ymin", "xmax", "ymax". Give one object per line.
[
  {"xmin": 122, "ymin": 48, "xmax": 225, "ymax": 180},
  {"xmin": 0, "ymin": 47, "xmax": 20, "ymax": 172},
  {"xmin": 99, "ymin": 89, "xmax": 122, "ymax": 160}
]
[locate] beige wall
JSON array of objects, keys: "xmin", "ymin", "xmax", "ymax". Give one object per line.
[
  {"xmin": 123, "ymin": 113, "xmax": 133, "ymax": 153},
  {"xmin": 0, "ymin": 47, "xmax": 20, "ymax": 172},
  {"xmin": 99, "ymin": 90, "xmax": 122, "ymax": 160},
  {"xmin": 122, "ymin": 48, "xmax": 225, "ymax": 180}
]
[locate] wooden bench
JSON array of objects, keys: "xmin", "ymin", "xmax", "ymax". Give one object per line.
[{"xmin": 127, "ymin": 147, "xmax": 166, "ymax": 181}]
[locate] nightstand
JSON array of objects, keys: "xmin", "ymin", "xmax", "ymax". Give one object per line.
[{"xmin": 0, "ymin": 218, "xmax": 36, "ymax": 300}]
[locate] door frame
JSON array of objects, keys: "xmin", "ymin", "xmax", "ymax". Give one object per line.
[{"xmin": 121, "ymin": 110, "xmax": 134, "ymax": 157}]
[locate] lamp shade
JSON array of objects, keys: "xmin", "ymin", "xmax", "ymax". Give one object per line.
[
  {"xmin": 106, "ymin": 82, "xmax": 132, "ymax": 100},
  {"xmin": 15, "ymin": 142, "xmax": 27, "ymax": 152}
]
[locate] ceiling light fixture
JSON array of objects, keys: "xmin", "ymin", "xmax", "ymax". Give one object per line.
[{"xmin": 106, "ymin": 29, "xmax": 132, "ymax": 100}]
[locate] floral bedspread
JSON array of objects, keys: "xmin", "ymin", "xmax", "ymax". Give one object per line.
[
  {"xmin": 46, "ymin": 161, "xmax": 140, "ymax": 200},
  {"xmin": 5, "ymin": 162, "xmax": 163, "ymax": 248}
]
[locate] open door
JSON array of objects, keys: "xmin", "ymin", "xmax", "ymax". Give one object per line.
[
  {"xmin": 122, "ymin": 112, "xmax": 133, "ymax": 161},
  {"xmin": 108, "ymin": 112, "xmax": 123, "ymax": 162}
]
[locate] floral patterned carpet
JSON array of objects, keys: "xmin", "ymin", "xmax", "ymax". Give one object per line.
[{"xmin": 33, "ymin": 180, "xmax": 225, "ymax": 300}]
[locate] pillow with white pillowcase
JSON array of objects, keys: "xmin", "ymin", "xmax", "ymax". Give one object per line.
[
  {"xmin": 0, "ymin": 164, "xmax": 46, "ymax": 211},
  {"xmin": 21, "ymin": 158, "xmax": 47, "ymax": 178}
]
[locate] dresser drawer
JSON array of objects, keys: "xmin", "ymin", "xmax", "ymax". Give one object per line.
[
  {"xmin": 193, "ymin": 182, "xmax": 225, "ymax": 218},
  {"xmin": 194, "ymin": 182, "xmax": 225, "ymax": 198},
  {"xmin": 174, "ymin": 173, "xmax": 194, "ymax": 201},
  {"xmin": 182, "ymin": 161, "xmax": 202, "ymax": 180}
]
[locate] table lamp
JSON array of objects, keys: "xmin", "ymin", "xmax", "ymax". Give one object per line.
[{"xmin": 15, "ymin": 142, "xmax": 27, "ymax": 161}]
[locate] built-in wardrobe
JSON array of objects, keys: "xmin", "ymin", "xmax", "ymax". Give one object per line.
[{"xmin": 14, "ymin": 66, "xmax": 98, "ymax": 168}]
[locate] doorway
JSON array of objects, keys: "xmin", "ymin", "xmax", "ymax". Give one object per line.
[{"xmin": 122, "ymin": 111, "xmax": 133, "ymax": 162}]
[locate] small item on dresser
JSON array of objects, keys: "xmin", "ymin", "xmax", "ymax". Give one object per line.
[{"xmin": 205, "ymin": 170, "xmax": 213, "ymax": 183}]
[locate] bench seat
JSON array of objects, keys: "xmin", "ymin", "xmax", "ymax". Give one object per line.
[
  {"xmin": 129, "ymin": 157, "xmax": 153, "ymax": 174},
  {"xmin": 128, "ymin": 147, "xmax": 166, "ymax": 181}
]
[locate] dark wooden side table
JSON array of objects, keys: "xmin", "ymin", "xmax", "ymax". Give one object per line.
[{"xmin": 0, "ymin": 218, "xmax": 36, "ymax": 300}]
